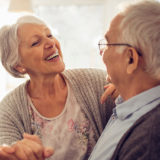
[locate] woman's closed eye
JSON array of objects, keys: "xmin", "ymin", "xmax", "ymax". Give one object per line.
[
  {"xmin": 31, "ymin": 40, "xmax": 40, "ymax": 47},
  {"xmin": 31, "ymin": 34, "xmax": 53, "ymax": 47},
  {"xmin": 47, "ymin": 34, "xmax": 53, "ymax": 38}
]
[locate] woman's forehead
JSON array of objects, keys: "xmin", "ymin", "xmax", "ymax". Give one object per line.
[
  {"xmin": 17, "ymin": 23, "xmax": 50, "ymax": 40},
  {"xmin": 18, "ymin": 23, "xmax": 49, "ymax": 33}
]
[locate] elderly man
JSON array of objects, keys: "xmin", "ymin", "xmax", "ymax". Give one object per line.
[{"xmin": 89, "ymin": 0, "xmax": 160, "ymax": 160}]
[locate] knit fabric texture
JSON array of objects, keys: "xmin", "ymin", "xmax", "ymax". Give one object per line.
[{"xmin": 0, "ymin": 68, "xmax": 114, "ymax": 145}]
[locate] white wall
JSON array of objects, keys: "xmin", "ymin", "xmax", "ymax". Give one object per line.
[
  {"xmin": 0, "ymin": 0, "xmax": 142, "ymax": 100},
  {"xmin": 103, "ymin": 0, "xmax": 139, "ymax": 34}
]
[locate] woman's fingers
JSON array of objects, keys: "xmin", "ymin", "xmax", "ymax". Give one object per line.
[
  {"xmin": 112, "ymin": 88, "xmax": 119, "ymax": 101},
  {"xmin": 1, "ymin": 133, "xmax": 54, "ymax": 160},
  {"xmin": 43, "ymin": 147, "xmax": 54, "ymax": 158},
  {"xmin": 22, "ymin": 144, "xmax": 40, "ymax": 160},
  {"xmin": 12, "ymin": 141, "xmax": 33, "ymax": 160},
  {"xmin": 22, "ymin": 138, "xmax": 44, "ymax": 160},
  {"xmin": 101, "ymin": 83, "xmax": 118, "ymax": 104},
  {"xmin": 23, "ymin": 133, "xmax": 54, "ymax": 158},
  {"xmin": 23, "ymin": 133, "xmax": 42, "ymax": 145},
  {"xmin": 1, "ymin": 145, "xmax": 15, "ymax": 154},
  {"xmin": 101, "ymin": 89, "xmax": 110, "ymax": 104},
  {"xmin": 0, "ymin": 147, "xmax": 17, "ymax": 160}
]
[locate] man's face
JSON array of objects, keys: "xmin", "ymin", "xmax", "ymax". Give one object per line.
[{"xmin": 102, "ymin": 15, "xmax": 127, "ymax": 87}]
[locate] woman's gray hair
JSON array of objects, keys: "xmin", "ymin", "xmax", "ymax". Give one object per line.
[
  {"xmin": 118, "ymin": 0, "xmax": 160, "ymax": 79},
  {"xmin": 0, "ymin": 15, "xmax": 46, "ymax": 78}
]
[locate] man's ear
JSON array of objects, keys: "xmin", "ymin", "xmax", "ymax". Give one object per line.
[
  {"xmin": 14, "ymin": 64, "xmax": 26, "ymax": 74},
  {"xmin": 126, "ymin": 48, "xmax": 139, "ymax": 74}
]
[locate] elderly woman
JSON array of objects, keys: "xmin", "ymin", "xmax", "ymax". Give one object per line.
[{"xmin": 0, "ymin": 15, "xmax": 114, "ymax": 160}]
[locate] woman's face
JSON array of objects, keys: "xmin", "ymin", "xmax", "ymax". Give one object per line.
[{"xmin": 17, "ymin": 23, "xmax": 65, "ymax": 77}]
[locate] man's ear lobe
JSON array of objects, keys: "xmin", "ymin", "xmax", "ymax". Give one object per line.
[
  {"xmin": 126, "ymin": 48, "xmax": 139, "ymax": 74},
  {"xmin": 14, "ymin": 64, "xmax": 26, "ymax": 74}
]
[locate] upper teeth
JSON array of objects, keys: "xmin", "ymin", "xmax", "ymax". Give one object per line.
[{"xmin": 46, "ymin": 51, "xmax": 59, "ymax": 60}]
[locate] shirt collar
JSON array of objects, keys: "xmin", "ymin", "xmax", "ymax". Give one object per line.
[{"xmin": 115, "ymin": 85, "xmax": 160, "ymax": 120}]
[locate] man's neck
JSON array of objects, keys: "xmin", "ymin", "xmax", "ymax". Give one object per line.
[{"xmin": 118, "ymin": 75, "xmax": 160, "ymax": 101}]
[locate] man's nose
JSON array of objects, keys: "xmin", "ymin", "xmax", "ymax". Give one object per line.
[{"xmin": 100, "ymin": 48, "xmax": 106, "ymax": 56}]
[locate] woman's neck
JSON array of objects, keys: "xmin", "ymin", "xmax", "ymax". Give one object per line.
[{"xmin": 27, "ymin": 73, "xmax": 66, "ymax": 99}]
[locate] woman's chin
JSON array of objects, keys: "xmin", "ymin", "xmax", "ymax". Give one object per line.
[
  {"xmin": 57, "ymin": 63, "xmax": 65, "ymax": 73},
  {"xmin": 60, "ymin": 65, "xmax": 65, "ymax": 72}
]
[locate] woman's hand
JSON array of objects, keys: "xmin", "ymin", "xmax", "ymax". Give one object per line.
[
  {"xmin": 0, "ymin": 133, "xmax": 54, "ymax": 160},
  {"xmin": 0, "ymin": 145, "xmax": 17, "ymax": 160},
  {"xmin": 100, "ymin": 83, "xmax": 119, "ymax": 104},
  {"xmin": 23, "ymin": 133, "xmax": 54, "ymax": 158}
]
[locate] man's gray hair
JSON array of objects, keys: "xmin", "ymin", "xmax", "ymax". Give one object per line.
[
  {"xmin": 118, "ymin": 0, "xmax": 160, "ymax": 79},
  {"xmin": 0, "ymin": 15, "xmax": 46, "ymax": 78}
]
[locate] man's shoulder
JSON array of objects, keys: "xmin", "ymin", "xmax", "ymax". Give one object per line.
[
  {"xmin": 114, "ymin": 104, "xmax": 160, "ymax": 160},
  {"xmin": 126, "ymin": 104, "xmax": 160, "ymax": 143},
  {"xmin": 140, "ymin": 104, "xmax": 160, "ymax": 127}
]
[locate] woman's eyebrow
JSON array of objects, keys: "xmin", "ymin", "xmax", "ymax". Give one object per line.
[
  {"xmin": 44, "ymin": 27, "xmax": 51, "ymax": 32},
  {"xmin": 19, "ymin": 35, "xmax": 40, "ymax": 45}
]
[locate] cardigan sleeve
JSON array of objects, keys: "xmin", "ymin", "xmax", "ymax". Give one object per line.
[
  {"xmin": 0, "ymin": 83, "xmax": 32, "ymax": 145},
  {"xmin": 0, "ymin": 97, "xmax": 24, "ymax": 145}
]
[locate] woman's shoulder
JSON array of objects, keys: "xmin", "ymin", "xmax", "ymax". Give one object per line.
[
  {"xmin": 0, "ymin": 81, "xmax": 28, "ymax": 107},
  {"xmin": 63, "ymin": 68, "xmax": 107, "ymax": 80}
]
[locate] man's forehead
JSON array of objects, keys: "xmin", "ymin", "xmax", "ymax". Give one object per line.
[{"xmin": 104, "ymin": 14, "xmax": 123, "ymax": 41}]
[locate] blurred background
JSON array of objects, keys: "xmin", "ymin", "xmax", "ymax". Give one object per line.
[{"xmin": 0, "ymin": 0, "xmax": 144, "ymax": 99}]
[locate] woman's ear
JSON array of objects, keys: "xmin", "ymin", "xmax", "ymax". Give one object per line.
[
  {"xmin": 14, "ymin": 64, "xmax": 26, "ymax": 74},
  {"xmin": 126, "ymin": 48, "xmax": 139, "ymax": 74}
]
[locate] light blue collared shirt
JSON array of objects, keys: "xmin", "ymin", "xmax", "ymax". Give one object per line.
[{"xmin": 89, "ymin": 85, "xmax": 160, "ymax": 160}]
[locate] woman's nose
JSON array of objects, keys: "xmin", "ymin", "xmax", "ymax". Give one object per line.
[{"xmin": 44, "ymin": 38, "xmax": 55, "ymax": 49}]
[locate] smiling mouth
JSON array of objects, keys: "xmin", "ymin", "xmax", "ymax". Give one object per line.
[{"xmin": 45, "ymin": 50, "xmax": 59, "ymax": 61}]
